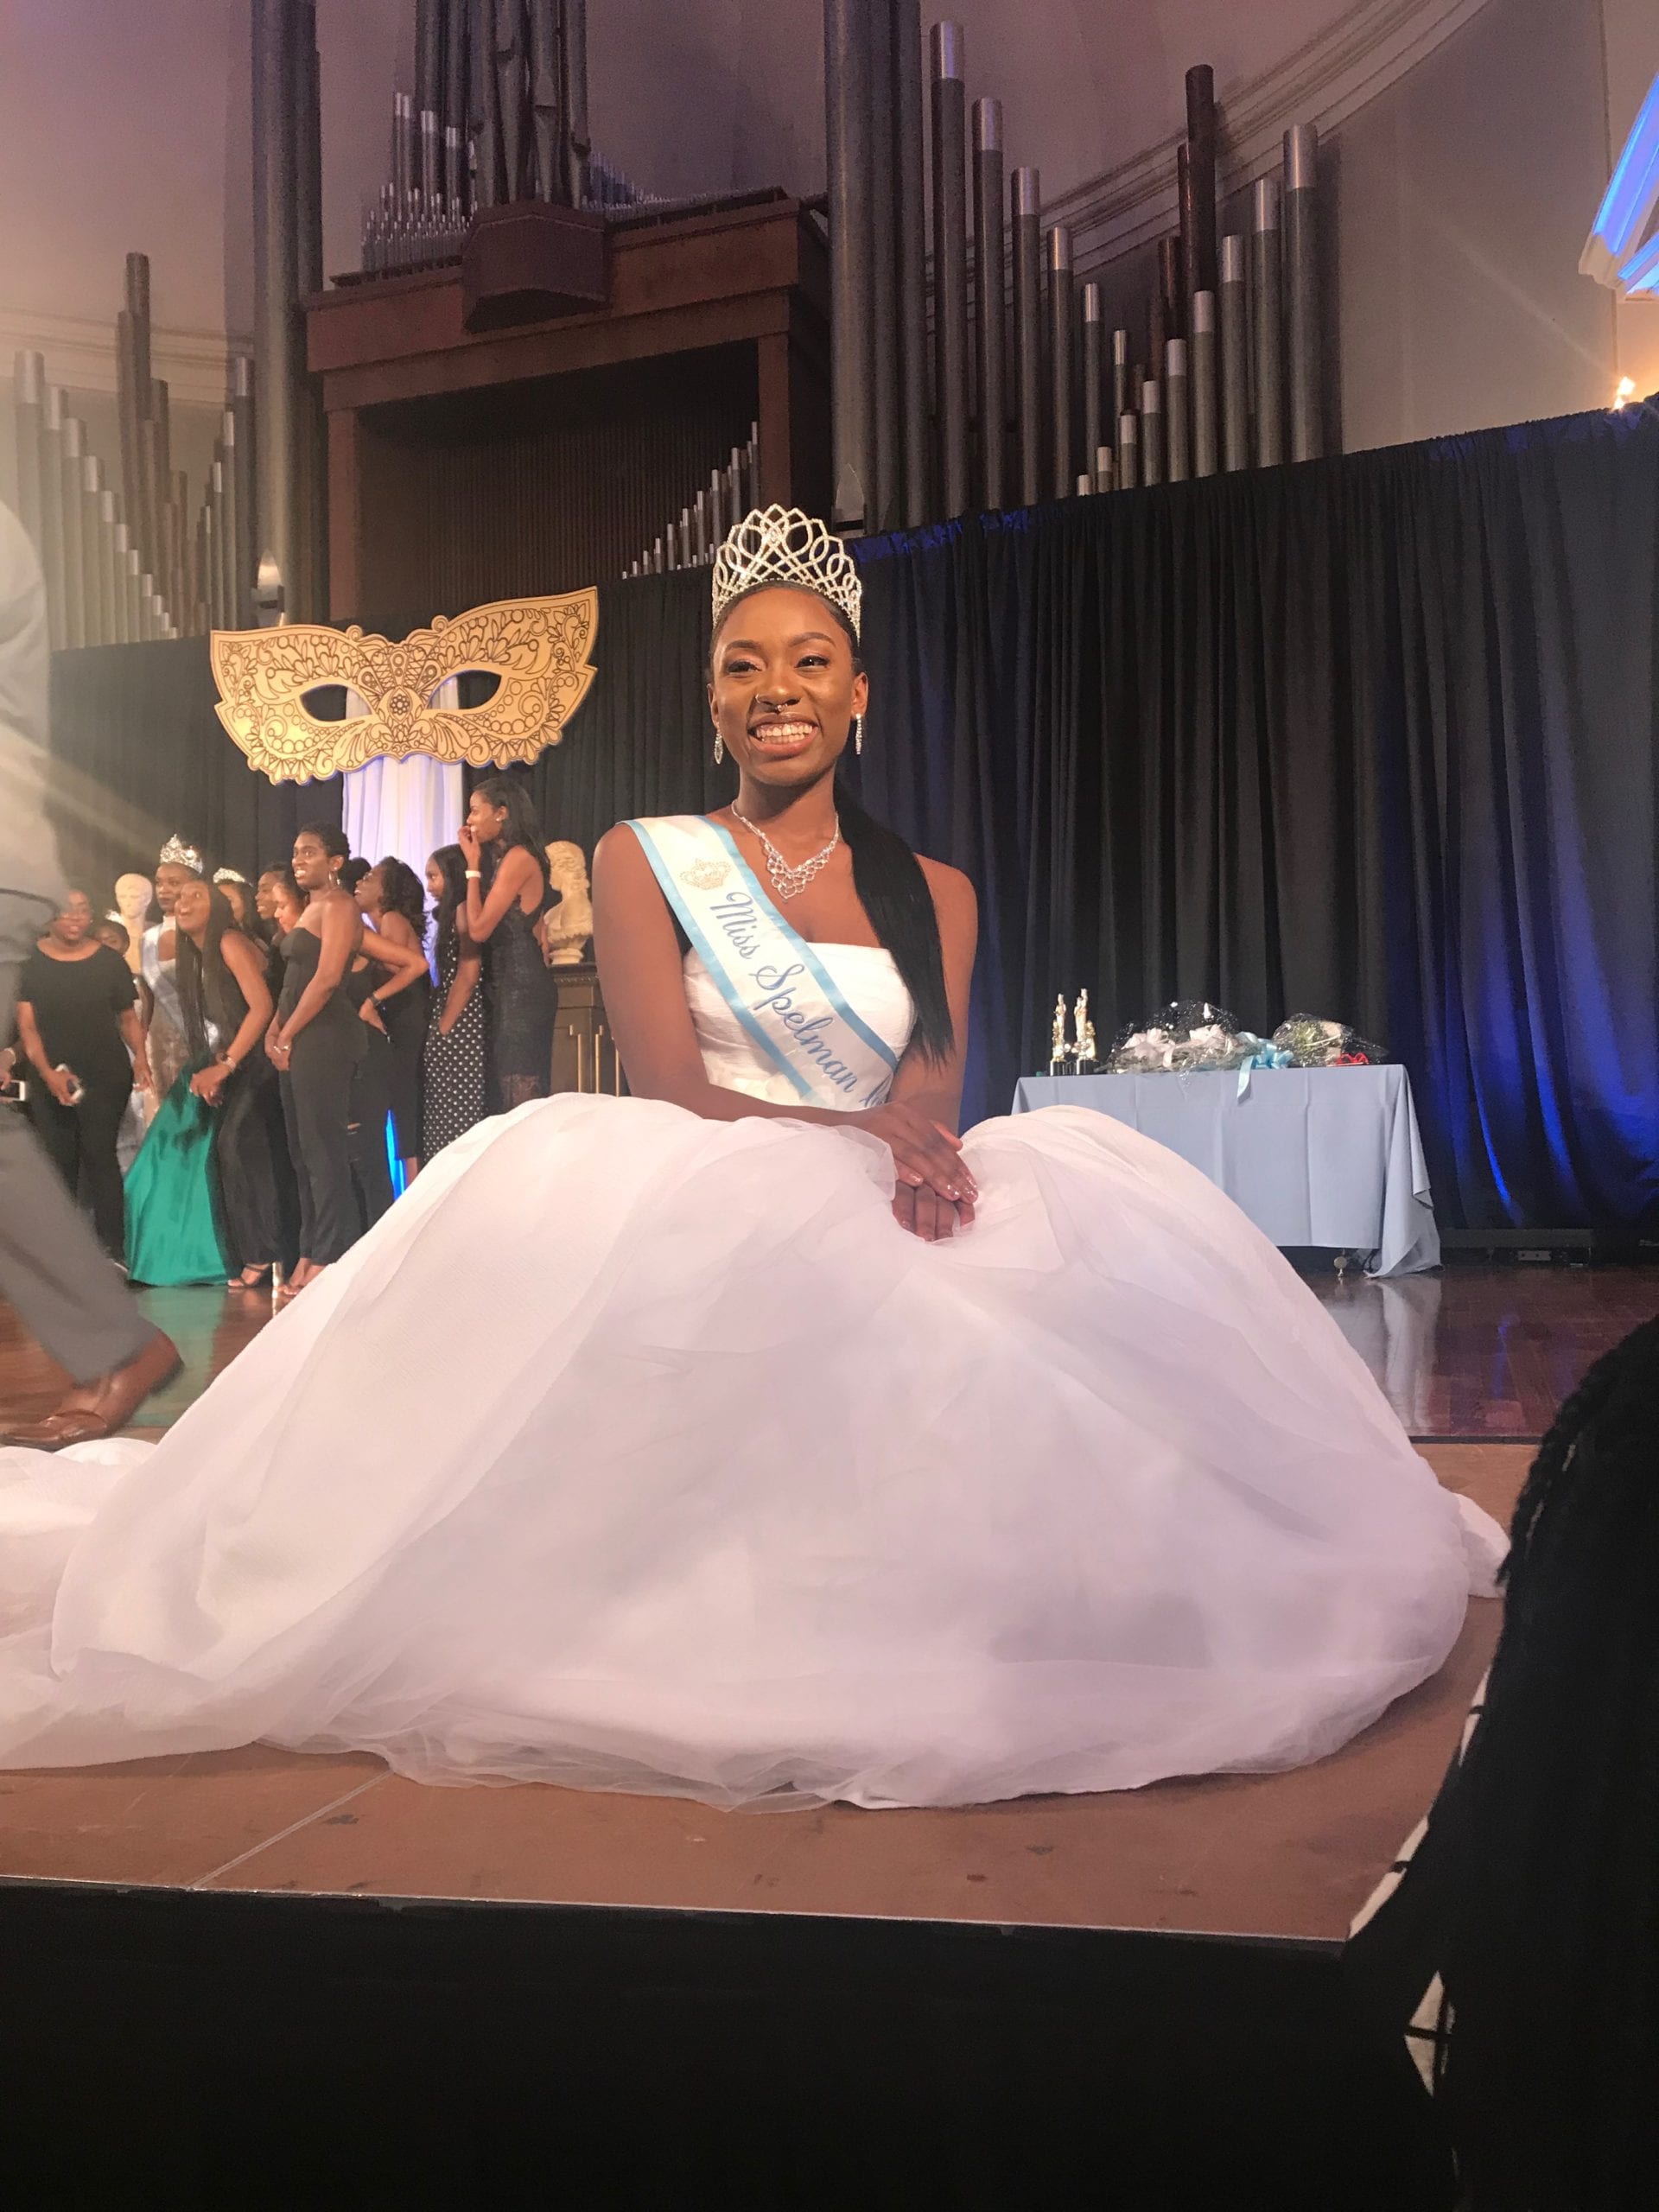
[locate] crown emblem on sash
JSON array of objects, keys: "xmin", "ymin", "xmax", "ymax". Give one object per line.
[{"xmin": 678, "ymin": 860, "xmax": 731, "ymax": 890}]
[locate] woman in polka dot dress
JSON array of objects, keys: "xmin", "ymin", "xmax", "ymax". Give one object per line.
[{"xmin": 420, "ymin": 845, "xmax": 487, "ymax": 1160}]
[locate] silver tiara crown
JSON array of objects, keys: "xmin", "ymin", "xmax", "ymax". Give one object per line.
[
  {"xmin": 213, "ymin": 868, "xmax": 248, "ymax": 886},
  {"xmin": 711, "ymin": 505, "xmax": 861, "ymax": 640},
  {"xmin": 158, "ymin": 834, "xmax": 205, "ymax": 874}
]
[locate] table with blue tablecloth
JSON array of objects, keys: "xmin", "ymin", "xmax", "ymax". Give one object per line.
[{"xmin": 1010, "ymin": 1065, "xmax": 1440, "ymax": 1276}]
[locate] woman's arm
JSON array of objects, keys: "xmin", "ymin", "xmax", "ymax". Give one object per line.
[
  {"xmin": 118, "ymin": 1004, "xmax": 154, "ymax": 1094},
  {"xmin": 16, "ymin": 1000, "xmax": 78, "ymax": 1105},
  {"xmin": 357, "ymin": 922, "xmax": 431, "ymax": 1007},
  {"xmin": 274, "ymin": 894, "xmax": 358, "ymax": 1050},
  {"xmin": 438, "ymin": 944, "xmax": 482, "ymax": 1034},
  {"xmin": 882, "ymin": 862, "xmax": 978, "ymax": 1241},
  {"xmin": 191, "ymin": 933, "xmax": 272, "ymax": 1101},
  {"xmin": 457, "ymin": 834, "xmax": 536, "ymax": 944},
  {"xmin": 592, "ymin": 825, "xmax": 972, "ymax": 1208}
]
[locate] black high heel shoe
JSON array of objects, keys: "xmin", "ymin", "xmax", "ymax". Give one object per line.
[{"xmin": 227, "ymin": 1264, "xmax": 275, "ymax": 1292}]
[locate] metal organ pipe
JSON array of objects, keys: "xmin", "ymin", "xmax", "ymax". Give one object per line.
[
  {"xmin": 1139, "ymin": 377, "xmax": 1162, "ymax": 487},
  {"xmin": 1046, "ymin": 226, "xmax": 1073, "ymax": 499},
  {"xmin": 1250, "ymin": 176, "xmax": 1284, "ymax": 468},
  {"xmin": 1165, "ymin": 339, "xmax": 1190, "ymax": 482},
  {"xmin": 1081, "ymin": 283, "xmax": 1103, "ymax": 499},
  {"xmin": 1184, "ymin": 65, "xmax": 1218, "ymax": 295},
  {"xmin": 929, "ymin": 22, "xmax": 969, "ymax": 520},
  {"xmin": 1191, "ymin": 289, "xmax": 1218, "ymax": 477},
  {"xmin": 893, "ymin": 0, "xmax": 930, "ymax": 528},
  {"xmin": 252, "ymin": 0, "xmax": 302, "ymax": 620},
  {"xmin": 824, "ymin": 0, "xmax": 874, "ymax": 527},
  {"xmin": 972, "ymin": 97, "xmax": 1007, "ymax": 512},
  {"xmin": 1219, "ymin": 233, "xmax": 1249, "ymax": 473},
  {"xmin": 867, "ymin": 0, "xmax": 899, "ymax": 531},
  {"xmin": 1011, "ymin": 166, "xmax": 1042, "ymax": 506},
  {"xmin": 1284, "ymin": 124, "xmax": 1323, "ymax": 461},
  {"xmin": 59, "ymin": 415, "xmax": 86, "ymax": 649}
]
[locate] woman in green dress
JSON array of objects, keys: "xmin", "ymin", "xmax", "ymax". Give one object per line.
[{"xmin": 124, "ymin": 836, "xmax": 232, "ymax": 1287}]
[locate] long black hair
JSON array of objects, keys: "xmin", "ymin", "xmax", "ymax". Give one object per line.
[
  {"xmin": 1363, "ymin": 1317, "xmax": 1659, "ymax": 2207},
  {"xmin": 177, "ymin": 883, "xmax": 263, "ymax": 1058},
  {"xmin": 428, "ymin": 843, "xmax": 469, "ymax": 964},
  {"xmin": 374, "ymin": 855, "xmax": 426, "ymax": 937},
  {"xmin": 473, "ymin": 773, "xmax": 551, "ymax": 910},
  {"xmin": 713, "ymin": 588, "xmax": 954, "ymax": 1064}
]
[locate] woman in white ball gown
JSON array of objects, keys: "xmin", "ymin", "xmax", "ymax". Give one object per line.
[{"xmin": 0, "ymin": 510, "xmax": 1500, "ymax": 1810}]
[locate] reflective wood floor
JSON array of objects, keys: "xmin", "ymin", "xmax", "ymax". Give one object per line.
[{"xmin": 4, "ymin": 1262, "xmax": 1650, "ymax": 1929}]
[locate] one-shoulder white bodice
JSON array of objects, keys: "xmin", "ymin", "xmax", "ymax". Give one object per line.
[
  {"xmin": 141, "ymin": 921, "xmax": 184, "ymax": 1031},
  {"xmin": 683, "ymin": 943, "xmax": 913, "ymax": 1109}
]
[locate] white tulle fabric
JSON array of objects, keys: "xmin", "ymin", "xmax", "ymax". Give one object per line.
[{"xmin": 0, "ymin": 938, "xmax": 1502, "ymax": 1808}]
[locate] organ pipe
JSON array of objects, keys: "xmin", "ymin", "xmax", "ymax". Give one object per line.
[
  {"xmin": 1250, "ymin": 176, "xmax": 1285, "ymax": 468},
  {"xmin": 1081, "ymin": 284, "xmax": 1103, "ymax": 500},
  {"xmin": 1219, "ymin": 233, "xmax": 1249, "ymax": 473},
  {"xmin": 867, "ymin": 0, "xmax": 900, "ymax": 531},
  {"xmin": 1191, "ymin": 289, "xmax": 1218, "ymax": 478},
  {"xmin": 1165, "ymin": 339, "xmax": 1190, "ymax": 482},
  {"xmin": 1046, "ymin": 226, "xmax": 1074, "ymax": 499},
  {"xmin": 930, "ymin": 22, "xmax": 970, "ymax": 520},
  {"xmin": 1012, "ymin": 167, "xmax": 1042, "ymax": 506},
  {"xmin": 824, "ymin": 0, "xmax": 874, "ymax": 526},
  {"xmin": 1284, "ymin": 124, "xmax": 1324, "ymax": 461},
  {"xmin": 1184, "ymin": 66, "xmax": 1217, "ymax": 295},
  {"xmin": 893, "ymin": 0, "xmax": 930, "ymax": 527},
  {"xmin": 973, "ymin": 97, "xmax": 1007, "ymax": 512},
  {"xmin": 1139, "ymin": 378, "xmax": 1163, "ymax": 487}
]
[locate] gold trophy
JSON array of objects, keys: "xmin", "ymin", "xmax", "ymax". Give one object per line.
[
  {"xmin": 1049, "ymin": 993, "xmax": 1070, "ymax": 1076},
  {"xmin": 1072, "ymin": 989, "xmax": 1097, "ymax": 1073}
]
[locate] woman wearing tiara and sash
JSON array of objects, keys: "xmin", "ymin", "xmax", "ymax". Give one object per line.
[
  {"xmin": 0, "ymin": 509, "xmax": 1501, "ymax": 1809},
  {"xmin": 124, "ymin": 835, "xmax": 232, "ymax": 1286}
]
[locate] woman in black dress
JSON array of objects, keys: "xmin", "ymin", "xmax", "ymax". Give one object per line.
[
  {"xmin": 354, "ymin": 856, "xmax": 431, "ymax": 1182},
  {"xmin": 421, "ymin": 844, "xmax": 487, "ymax": 1159},
  {"xmin": 14, "ymin": 888, "xmax": 153, "ymax": 1259},
  {"xmin": 458, "ymin": 776, "xmax": 556, "ymax": 1109},
  {"xmin": 265, "ymin": 823, "xmax": 365, "ymax": 1296},
  {"xmin": 174, "ymin": 880, "xmax": 286, "ymax": 1292}
]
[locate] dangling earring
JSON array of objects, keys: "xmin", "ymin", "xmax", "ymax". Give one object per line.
[
  {"xmin": 714, "ymin": 728, "xmax": 724, "ymax": 766},
  {"xmin": 854, "ymin": 713, "xmax": 864, "ymax": 756}
]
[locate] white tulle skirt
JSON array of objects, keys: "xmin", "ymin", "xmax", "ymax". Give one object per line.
[{"xmin": 0, "ymin": 1099, "xmax": 1499, "ymax": 1808}]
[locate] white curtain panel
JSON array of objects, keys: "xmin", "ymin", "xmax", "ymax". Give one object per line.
[{"xmin": 340, "ymin": 683, "xmax": 465, "ymax": 883}]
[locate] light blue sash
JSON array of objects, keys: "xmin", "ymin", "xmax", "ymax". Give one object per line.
[{"xmin": 628, "ymin": 815, "xmax": 899, "ymax": 1109}]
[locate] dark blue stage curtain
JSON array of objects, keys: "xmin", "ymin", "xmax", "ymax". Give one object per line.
[
  {"xmin": 852, "ymin": 404, "xmax": 1659, "ymax": 1235},
  {"xmin": 46, "ymin": 637, "xmax": 342, "ymax": 895},
  {"xmin": 43, "ymin": 408, "xmax": 1657, "ymax": 1232}
]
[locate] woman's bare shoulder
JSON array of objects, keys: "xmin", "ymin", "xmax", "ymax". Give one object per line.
[
  {"xmin": 917, "ymin": 855, "xmax": 977, "ymax": 929},
  {"xmin": 594, "ymin": 822, "xmax": 651, "ymax": 877}
]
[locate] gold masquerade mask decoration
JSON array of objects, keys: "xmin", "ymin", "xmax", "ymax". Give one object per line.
[{"xmin": 209, "ymin": 592, "xmax": 599, "ymax": 785}]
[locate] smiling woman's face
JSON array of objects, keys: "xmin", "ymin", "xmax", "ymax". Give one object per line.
[{"xmin": 708, "ymin": 586, "xmax": 868, "ymax": 791}]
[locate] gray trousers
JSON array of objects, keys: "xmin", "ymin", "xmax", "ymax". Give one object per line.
[{"xmin": 0, "ymin": 889, "xmax": 158, "ymax": 1384}]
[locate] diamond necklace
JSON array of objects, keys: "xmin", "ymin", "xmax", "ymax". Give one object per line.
[{"xmin": 730, "ymin": 806, "xmax": 842, "ymax": 902}]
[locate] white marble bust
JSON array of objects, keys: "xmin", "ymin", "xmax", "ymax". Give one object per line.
[{"xmin": 542, "ymin": 840, "xmax": 594, "ymax": 967}]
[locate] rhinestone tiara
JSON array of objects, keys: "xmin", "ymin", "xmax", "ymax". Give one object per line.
[
  {"xmin": 711, "ymin": 505, "xmax": 861, "ymax": 641},
  {"xmin": 158, "ymin": 834, "xmax": 205, "ymax": 874}
]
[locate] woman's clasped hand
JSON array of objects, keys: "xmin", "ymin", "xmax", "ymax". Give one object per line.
[{"xmin": 855, "ymin": 1099, "xmax": 977, "ymax": 1240}]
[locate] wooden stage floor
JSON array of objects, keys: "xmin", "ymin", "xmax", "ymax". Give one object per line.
[{"xmin": 1, "ymin": 1262, "xmax": 1653, "ymax": 1941}]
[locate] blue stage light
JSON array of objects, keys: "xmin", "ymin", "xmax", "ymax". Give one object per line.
[{"xmin": 1581, "ymin": 72, "xmax": 1659, "ymax": 289}]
